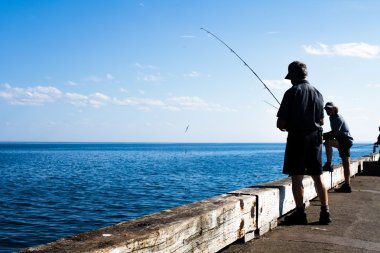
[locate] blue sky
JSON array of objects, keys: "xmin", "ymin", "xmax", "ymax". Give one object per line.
[{"xmin": 0, "ymin": 0, "xmax": 379, "ymax": 142}]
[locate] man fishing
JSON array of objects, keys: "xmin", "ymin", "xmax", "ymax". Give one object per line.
[
  {"xmin": 374, "ymin": 126, "xmax": 380, "ymax": 153},
  {"xmin": 277, "ymin": 61, "xmax": 331, "ymax": 225}
]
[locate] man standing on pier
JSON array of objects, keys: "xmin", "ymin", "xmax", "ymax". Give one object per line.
[
  {"xmin": 322, "ymin": 102, "xmax": 353, "ymax": 193},
  {"xmin": 374, "ymin": 126, "xmax": 380, "ymax": 153},
  {"xmin": 277, "ymin": 61, "xmax": 331, "ymax": 225}
]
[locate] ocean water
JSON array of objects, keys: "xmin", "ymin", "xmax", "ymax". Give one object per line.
[{"xmin": 0, "ymin": 142, "xmax": 374, "ymax": 252}]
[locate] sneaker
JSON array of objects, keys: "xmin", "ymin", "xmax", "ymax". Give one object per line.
[
  {"xmin": 335, "ymin": 183, "xmax": 352, "ymax": 193},
  {"xmin": 323, "ymin": 162, "xmax": 333, "ymax": 172},
  {"xmin": 284, "ymin": 211, "xmax": 308, "ymax": 225},
  {"xmin": 319, "ymin": 211, "xmax": 331, "ymax": 225}
]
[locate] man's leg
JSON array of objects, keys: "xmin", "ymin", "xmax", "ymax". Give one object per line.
[
  {"xmin": 335, "ymin": 144, "xmax": 353, "ymax": 193},
  {"xmin": 311, "ymin": 175, "xmax": 328, "ymax": 206},
  {"xmin": 324, "ymin": 139, "xmax": 339, "ymax": 162},
  {"xmin": 335, "ymin": 154, "xmax": 352, "ymax": 193},
  {"xmin": 342, "ymin": 156, "xmax": 350, "ymax": 185},
  {"xmin": 324, "ymin": 140, "xmax": 334, "ymax": 164},
  {"xmin": 323, "ymin": 139, "xmax": 339, "ymax": 171},
  {"xmin": 311, "ymin": 175, "xmax": 331, "ymax": 224},
  {"xmin": 285, "ymin": 175, "xmax": 308, "ymax": 224},
  {"xmin": 291, "ymin": 175, "xmax": 304, "ymax": 208}
]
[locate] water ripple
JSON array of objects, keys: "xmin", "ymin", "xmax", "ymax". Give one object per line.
[{"xmin": 0, "ymin": 142, "xmax": 371, "ymax": 252}]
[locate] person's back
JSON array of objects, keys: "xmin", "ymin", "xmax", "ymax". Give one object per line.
[
  {"xmin": 329, "ymin": 113, "xmax": 353, "ymax": 142},
  {"xmin": 277, "ymin": 61, "xmax": 330, "ymax": 225},
  {"xmin": 280, "ymin": 81, "xmax": 323, "ymax": 134}
]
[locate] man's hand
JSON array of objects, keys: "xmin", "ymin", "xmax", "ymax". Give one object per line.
[
  {"xmin": 322, "ymin": 132, "xmax": 330, "ymax": 140},
  {"xmin": 277, "ymin": 118, "xmax": 287, "ymax": 132},
  {"xmin": 322, "ymin": 131, "xmax": 337, "ymax": 140}
]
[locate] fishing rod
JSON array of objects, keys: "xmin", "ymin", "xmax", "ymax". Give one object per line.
[{"xmin": 201, "ymin": 28, "xmax": 281, "ymax": 106}]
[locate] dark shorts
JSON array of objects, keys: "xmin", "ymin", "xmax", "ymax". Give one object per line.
[
  {"xmin": 337, "ymin": 136, "xmax": 353, "ymax": 158},
  {"xmin": 283, "ymin": 131, "xmax": 323, "ymax": 176}
]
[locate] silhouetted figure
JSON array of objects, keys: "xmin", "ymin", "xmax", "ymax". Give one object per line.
[
  {"xmin": 373, "ymin": 126, "xmax": 380, "ymax": 153},
  {"xmin": 277, "ymin": 61, "xmax": 331, "ymax": 225}
]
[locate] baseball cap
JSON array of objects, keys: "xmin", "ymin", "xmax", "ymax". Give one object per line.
[
  {"xmin": 285, "ymin": 61, "xmax": 308, "ymax": 80},
  {"xmin": 324, "ymin": 102, "xmax": 335, "ymax": 109}
]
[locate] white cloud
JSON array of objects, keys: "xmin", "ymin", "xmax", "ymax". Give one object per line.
[
  {"xmin": 83, "ymin": 75, "xmax": 103, "ymax": 82},
  {"xmin": 65, "ymin": 92, "xmax": 88, "ymax": 107},
  {"xmin": 0, "ymin": 84, "xmax": 236, "ymax": 112},
  {"xmin": 83, "ymin": 73, "xmax": 115, "ymax": 83},
  {"xmin": 135, "ymin": 63, "xmax": 162, "ymax": 83},
  {"xmin": 184, "ymin": 71, "xmax": 201, "ymax": 78},
  {"xmin": 134, "ymin": 63, "xmax": 144, "ymax": 69},
  {"xmin": 0, "ymin": 83, "xmax": 62, "ymax": 105},
  {"xmin": 88, "ymin": 92, "xmax": 111, "ymax": 107},
  {"xmin": 334, "ymin": 43, "xmax": 380, "ymax": 58},
  {"xmin": 114, "ymin": 97, "xmax": 165, "ymax": 111},
  {"xmin": 166, "ymin": 96, "xmax": 237, "ymax": 112},
  {"xmin": 67, "ymin": 81, "xmax": 77, "ymax": 86},
  {"xmin": 114, "ymin": 97, "xmax": 164, "ymax": 107},
  {"xmin": 303, "ymin": 43, "xmax": 331, "ymax": 56},
  {"xmin": 180, "ymin": 35, "xmax": 196, "ymax": 38},
  {"xmin": 113, "ymin": 96, "xmax": 236, "ymax": 112},
  {"xmin": 263, "ymin": 79, "xmax": 291, "ymax": 90},
  {"xmin": 134, "ymin": 63, "xmax": 159, "ymax": 70},
  {"xmin": 106, "ymin": 73, "xmax": 114, "ymax": 80},
  {"xmin": 303, "ymin": 42, "xmax": 380, "ymax": 58},
  {"xmin": 139, "ymin": 73, "xmax": 163, "ymax": 82},
  {"xmin": 266, "ymin": 31, "xmax": 280, "ymax": 35},
  {"xmin": 0, "ymin": 84, "xmax": 111, "ymax": 108},
  {"xmin": 144, "ymin": 74, "xmax": 161, "ymax": 82},
  {"xmin": 166, "ymin": 96, "xmax": 207, "ymax": 109},
  {"xmin": 367, "ymin": 83, "xmax": 380, "ymax": 88},
  {"xmin": 65, "ymin": 92, "xmax": 110, "ymax": 108}
]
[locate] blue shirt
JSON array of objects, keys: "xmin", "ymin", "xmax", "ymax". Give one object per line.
[
  {"xmin": 330, "ymin": 114, "xmax": 353, "ymax": 140},
  {"xmin": 277, "ymin": 80, "xmax": 324, "ymax": 133}
]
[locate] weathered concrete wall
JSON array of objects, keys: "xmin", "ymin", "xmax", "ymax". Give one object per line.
[{"xmin": 18, "ymin": 153, "xmax": 380, "ymax": 253}]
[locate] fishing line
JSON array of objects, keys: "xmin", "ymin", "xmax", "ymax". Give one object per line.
[
  {"xmin": 200, "ymin": 28, "xmax": 281, "ymax": 106},
  {"xmin": 263, "ymin": 100, "xmax": 279, "ymax": 110}
]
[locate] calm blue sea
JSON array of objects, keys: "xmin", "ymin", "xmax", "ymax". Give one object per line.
[{"xmin": 0, "ymin": 142, "xmax": 374, "ymax": 252}]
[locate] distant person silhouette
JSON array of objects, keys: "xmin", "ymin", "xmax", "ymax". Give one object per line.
[{"xmin": 373, "ymin": 126, "xmax": 380, "ymax": 153}]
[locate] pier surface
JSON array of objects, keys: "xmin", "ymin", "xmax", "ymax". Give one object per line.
[{"xmin": 222, "ymin": 168, "xmax": 380, "ymax": 253}]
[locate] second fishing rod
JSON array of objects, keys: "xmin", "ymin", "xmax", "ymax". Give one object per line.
[{"xmin": 201, "ymin": 28, "xmax": 281, "ymax": 107}]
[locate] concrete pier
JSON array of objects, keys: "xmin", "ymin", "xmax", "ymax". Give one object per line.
[
  {"xmin": 18, "ymin": 153, "xmax": 380, "ymax": 253},
  {"xmin": 222, "ymin": 159, "xmax": 380, "ymax": 253}
]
